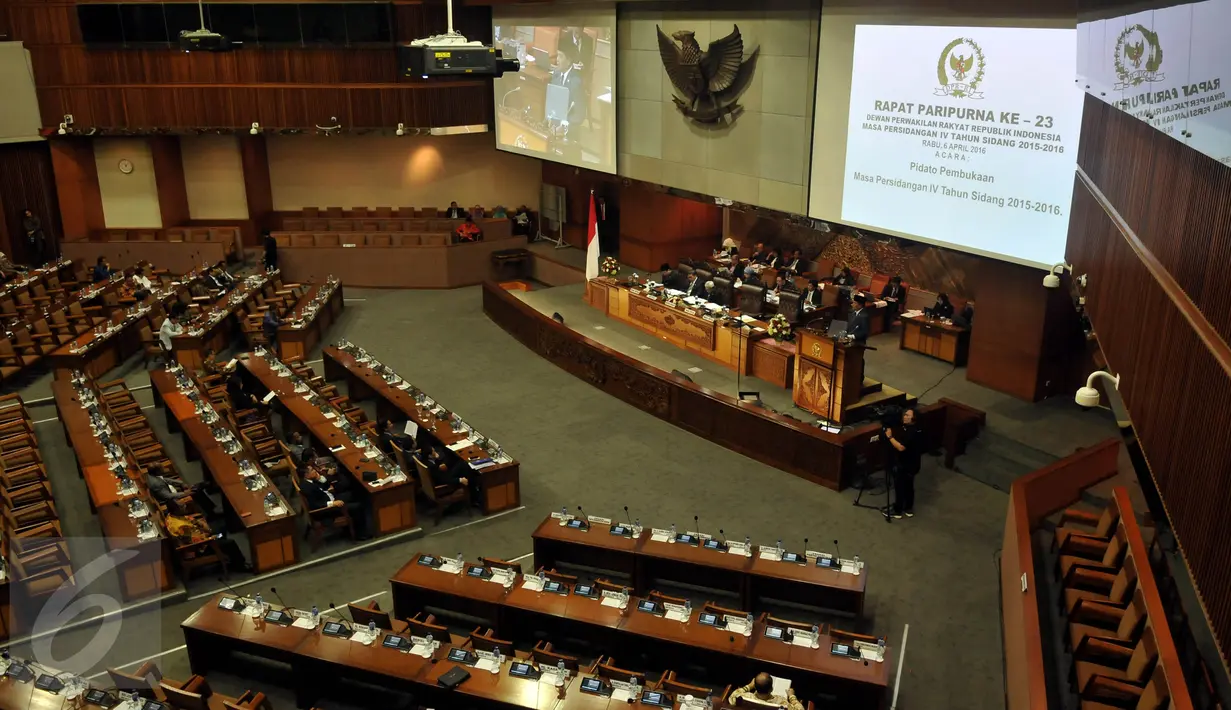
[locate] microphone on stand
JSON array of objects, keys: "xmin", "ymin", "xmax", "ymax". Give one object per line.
[
  {"xmin": 270, "ymin": 586, "xmax": 295, "ymax": 612},
  {"xmin": 623, "ymin": 506, "xmax": 633, "ymax": 526},
  {"xmin": 718, "ymin": 529, "xmax": 727, "ymax": 545},
  {"xmin": 217, "ymin": 577, "xmax": 248, "ymax": 607},
  {"xmin": 834, "ymin": 539, "xmax": 843, "ymax": 567},
  {"xmin": 577, "ymin": 505, "xmax": 590, "ymax": 529},
  {"xmin": 329, "ymin": 602, "xmax": 354, "ymax": 631},
  {"xmin": 694, "ymin": 515, "xmax": 701, "ymax": 537}
]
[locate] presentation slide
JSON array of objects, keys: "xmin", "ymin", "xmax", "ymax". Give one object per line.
[
  {"xmin": 837, "ymin": 25, "xmax": 1082, "ymax": 268},
  {"xmin": 492, "ymin": 7, "xmax": 616, "ymax": 174},
  {"xmin": 1078, "ymin": 0, "xmax": 1231, "ymax": 167}
]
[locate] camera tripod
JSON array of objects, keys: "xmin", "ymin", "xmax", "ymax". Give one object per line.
[{"xmin": 852, "ymin": 460, "xmax": 896, "ymax": 524}]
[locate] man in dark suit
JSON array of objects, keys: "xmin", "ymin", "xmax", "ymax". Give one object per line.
[
  {"xmin": 146, "ymin": 465, "xmax": 218, "ymax": 517},
  {"xmin": 445, "ymin": 202, "xmax": 465, "ymax": 219},
  {"xmin": 802, "ymin": 280, "xmax": 824, "ymax": 312},
  {"xmin": 551, "ymin": 48, "xmax": 586, "ymax": 129},
  {"xmin": 699, "ymin": 280, "xmax": 717, "ymax": 302},
  {"xmin": 93, "ymin": 257, "xmax": 113, "ymax": 283},
  {"xmin": 849, "ymin": 295, "xmax": 871, "ymax": 344},
  {"xmin": 227, "ymin": 372, "xmax": 259, "ymax": 412},
  {"xmin": 300, "ymin": 465, "xmax": 370, "ymax": 540},
  {"xmin": 417, "ymin": 446, "xmax": 470, "ymax": 489},
  {"xmin": 377, "ymin": 419, "xmax": 417, "ymax": 455},
  {"xmin": 683, "ymin": 272, "xmax": 704, "ymax": 297},
  {"xmin": 780, "ymin": 249, "xmax": 804, "ymax": 274},
  {"xmin": 748, "ymin": 243, "xmax": 769, "ymax": 264},
  {"xmin": 880, "ymin": 275, "xmax": 905, "ymax": 329}
]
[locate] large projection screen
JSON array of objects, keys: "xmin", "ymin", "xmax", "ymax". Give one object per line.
[
  {"xmin": 808, "ymin": 9, "xmax": 1081, "ymax": 269},
  {"xmin": 492, "ymin": 6, "xmax": 616, "ymax": 174}
]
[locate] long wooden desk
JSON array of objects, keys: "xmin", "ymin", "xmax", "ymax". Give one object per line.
[
  {"xmin": 52, "ymin": 378, "xmax": 173, "ymax": 601},
  {"xmin": 276, "ymin": 235, "xmax": 529, "ymax": 289},
  {"xmin": 182, "ymin": 594, "xmax": 671, "ymax": 710},
  {"xmin": 171, "ymin": 273, "xmax": 271, "ymax": 371},
  {"xmin": 321, "ymin": 345, "xmax": 521, "ymax": 514},
  {"xmin": 529, "ymin": 515, "xmax": 865, "ymax": 617},
  {"xmin": 62, "ymin": 239, "xmax": 229, "ymax": 275},
  {"xmin": 149, "ymin": 368, "xmax": 298, "ymax": 573},
  {"xmin": 390, "ymin": 553, "xmax": 890, "ymax": 709},
  {"xmin": 585, "ymin": 278, "xmax": 797, "ymax": 389},
  {"xmin": 899, "ymin": 314, "xmax": 970, "ymax": 365},
  {"xmin": 238, "ymin": 353, "xmax": 417, "ymax": 535},
  {"xmin": 277, "ymin": 279, "xmax": 343, "ymax": 361}
]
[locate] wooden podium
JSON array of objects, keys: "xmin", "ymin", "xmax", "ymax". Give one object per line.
[{"xmin": 793, "ymin": 329, "xmax": 866, "ymax": 423}]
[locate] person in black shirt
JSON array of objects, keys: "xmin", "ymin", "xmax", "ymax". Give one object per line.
[
  {"xmin": 263, "ymin": 231, "xmax": 278, "ymax": 272},
  {"xmin": 885, "ymin": 408, "xmax": 923, "ymax": 518},
  {"xmin": 932, "ymin": 293, "xmax": 955, "ymax": 320},
  {"xmin": 953, "ymin": 302, "xmax": 974, "ymax": 328},
  {"xmin": 417, "ymin": 446, "xmax": 470, "ymax": 488},
  {"xmin": 377, "ymin": 419, "xmax": 417, "ymax": 455},
  {"xmin": 227, "ymin": 372, "xmax": 258, "ymax": 411},
  {"xmin": 299, "ymin": 465, "xmax": 370, "ymax": 540}
]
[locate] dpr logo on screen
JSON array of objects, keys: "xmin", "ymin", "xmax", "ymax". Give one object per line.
[{"xmin": 935, "ymin": 38, "xmax": 986, "ymax": 99}]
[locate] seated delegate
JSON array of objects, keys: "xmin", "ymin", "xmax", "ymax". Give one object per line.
[
  {"xmin": 455, "ymin": 216, "xmax": 483, "ymax": 243},
  {"xmin": 445, "ymin": 201, "xmax": 465, "ymax": 219},
  {"xmin": 931, "ymin": 293, "xmax": 955, "ymax": 319},
  {"xmin": 299, "ymin": 464, "xmax": 371, "ymax": 540},
  {"xmin": 728, "ymin": 673, "xmax": 804, "ymax": 710}
]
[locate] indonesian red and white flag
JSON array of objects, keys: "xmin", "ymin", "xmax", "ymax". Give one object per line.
[{"xmin": 585, "ymin": 190, "xmax": 600, "ymax": 280}]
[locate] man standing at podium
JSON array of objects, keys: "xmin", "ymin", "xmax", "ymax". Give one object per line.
[{"xmin": 849, "ymin": 295, "xmax": 871, "ymax": 344}]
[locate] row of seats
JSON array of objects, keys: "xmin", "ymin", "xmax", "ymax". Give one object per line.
[
  {"xmin": 272, "ymin": 232, "xmax": 452, "ymax": 248},
  {"xmin": 289, "ymin": 206, "xmax": 506, "ymax": 219},
  {"xmin": 1052, "ymin": 489, "xmax": 1184, "ymax": 709},
  {"xmin": 280, "ymin": 217, "xmax": 501, "ymax": 233},
  {"xmin": 97, "ymin": 226, "xmax": 242, "ymax": 261},
  {"xmin": 0, "ymin": 393, "xmax": 72, "ymax": 604},
  {"xmin": 108, "ymin": 662, "xmax": 271, "ymax": 710}
]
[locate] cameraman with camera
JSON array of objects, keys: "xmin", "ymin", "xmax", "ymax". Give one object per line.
[{"xmin": 883, "ymin": 407, "xmax": 922, "ymax": 519}]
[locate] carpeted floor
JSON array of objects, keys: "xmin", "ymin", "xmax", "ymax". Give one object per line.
[{"xmin": 11, "ymin": 282, "xmax": 1121, "ymax": 710}]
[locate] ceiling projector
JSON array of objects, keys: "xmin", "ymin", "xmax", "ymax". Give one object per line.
[
  {"xmin": 179, "ymin": 28, "xmax": 232, "ymax": 52},
  {"xmin": 401, "ymin": 33, "xmax": 520, "ymax": 78}
]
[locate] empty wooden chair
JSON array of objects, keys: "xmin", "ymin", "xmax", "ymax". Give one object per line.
[
  {"xmin": 467, "ymin": 628, "xmax": 513, "ymax": 656},
  {"xmin": 531, "ymin": 641, "xmax": 580, "ymax": 672},
  {"xmin": 348, "ymin": 601, "xmax": 407, "ymax": 633},
  {"xmin": 108, "ymin": 662, "xmax": 169, "ymax": 700}
]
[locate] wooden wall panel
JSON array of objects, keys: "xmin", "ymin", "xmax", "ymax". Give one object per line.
[
  {"xmin": 1069, "ymin": 166, "xmax": 1231, "ymax": 672},
  {"xmin": 48, "ymin": 138, "xmax": 104, "ymax": 241},
  {"xmin": 8, "ymin": 0, "xmax": 494, "ymax": 130},
  {"xmin": 238, "ymin": 134, "xmax": 272, "ymax": 241},
  {"xmin": 0, "ymin": 142, "xmax": 63, "ymax": 263},
  {"xmin": 1077, "ymin": 94, "xmax": 1231, "ymax": 347},
  {"xmin": 149, "ymin": 136, "xmax": 189, "ymax": 227}
]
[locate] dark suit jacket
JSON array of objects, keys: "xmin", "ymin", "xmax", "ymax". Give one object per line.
[
  {"xmin": 803, "ymin": 288, "xmax": 823, "ymax": 307},
  {"xmin": 781, "ymin": 258, "xmax": 802, "ymax": 272},
  {"xmin": 300, "ymin": 478, "xmax": 335, "ymax": 511},
  {"xmin": 880, "ymin": 283, "xmax": 903, "ymax": 301},
  {"xmin": 446, "ymin": 207, "xmax": 465, "ymax": 218},
  {"xmin": 934, "ymin": 302, "xmax": 955, "ymax": 319},
  {"xmin": 550, "ymin": 66, "xmax": 586, "ymax": 125},
  {"xmin": 683, "ymin": 278, "xmax": 703, "ymax": 297},
  {"xmin": 849, "ymin": 308, "xmax": 871, "ymax": 343},
  {"xmin": 147, "ymin": 474, "xmax": 181, "ymax": 505}
]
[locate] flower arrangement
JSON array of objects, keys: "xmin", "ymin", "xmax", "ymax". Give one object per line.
[
  {"xmin": 600, "ymin": 256, "xmax": 620, "ymax": 278},
  {"xmin": 766, "ymin": 314, "xmax": 793, "ymax": 342}
]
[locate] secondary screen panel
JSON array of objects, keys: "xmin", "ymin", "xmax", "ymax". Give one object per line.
[
  {"xmin": 493, "ymin": 7, "xmax": 615, "ymax": 174},
  {"xmin": 828, "ymin": 24, "xmax": 1082, "ymax": 268}
]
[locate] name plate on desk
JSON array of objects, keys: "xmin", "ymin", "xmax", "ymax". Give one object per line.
[
  {"xmin": 650, "ymin": 528, "xmax": 672, "ymax": 543},
  {"xmin": 587, "ymin": 515, "xmax": 612, "ymax": 526},
  {"xmin": 726, "ymin": 541, "xmax": 752, "ymax": 557},
  {"xmin": 683, "ymin": 308, "xmax": 698, "ymax": 316}
]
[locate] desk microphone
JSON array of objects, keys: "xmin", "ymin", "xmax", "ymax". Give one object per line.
[
  {"xmin": 270, "ymin": 586, "xmax": 294, "ymax": 612},
  {"xmin": 802, "ymin": 537, "xmax": 809, "ymax": 563},
  {"xmin": 329, "ymin": 602, "xmax": 354, "ymax": 631},
  {"xmin": 216, "ymin": 577, "xmax": 248, "ymax": 604},
  {"xmin": 834, "ymin": 539, "xmax": 842, "ymax": 566},
  {"xmin": 623, "ymin": 506, "xmax": 633, "ymax": 526},
  {"xmin": 577, "ymin": 505, "xmax": 588, "ymax": 523},
  {"xmin": 694, "ymin": 515, "xmax": 701, "ymax": 536},
  {"xmin": 718, "ymin": 529, "xmax": 727, "ymax": 545}
]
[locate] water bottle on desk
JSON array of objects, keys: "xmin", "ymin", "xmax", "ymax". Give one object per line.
[
  {"xmin": 492, "ymin": 647, "xmax": 502, "ymax": 673},
  {"xmin": 557, "ymin": 659, "xmax": 567, "ymax": 680},
  {"xmin": 670, "ymin": 522, "xmax": 677, "ymax": 536},
  {"xmin": 254, "ymin": 592, "xmax": 264, "ymax": 611},
  {"xmin": 878, "ymin": 636, "xmax": 886, "ymax": 656},
  {"xmin": 368, "ymin": 620, "xmax": 376, "ymax": 635},
  {"xmin": 744, "ymin": 535, "xmax": 751, "ymax": 550},
  {"xmin": 683, "ymin": 598, "xmax": 692, "ymax": 619},
  {"xmin": 777, "ymin": 538, "xmax": 784, "ymax": 557},
  {"xmin": 853, "ymin": 554, "xmax": 861, "ymax": 570},
  {"xmin": 311, "ymin": 605, "xmax": 319, "ymax": 625}
]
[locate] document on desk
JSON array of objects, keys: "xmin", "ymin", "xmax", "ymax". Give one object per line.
[
  {"xmin": 323, "ymin": 411, "xmax": 337, "ymax": 420},
  {"xmin": 403, "ymin": 421, "xmax": 419, "ymax": 438},
  {"xmin": 724, "ymin": 615, "xmax": 753, "ymax": 636},
  {"xmin": 539, "ymin": 670, "xmax": 566, "ymax": 687},
  {"xmin": 291, "ymin": 616, "xmax": 317, "ymax": 629},
  {"xmin": 611, "ymin": 688, "xmax": 633, "ymax": 703},
  {"xmin": 446, "ymin": 439, "xmax": 473, "ymax": 452},
  {"xmin": 664, "ymin": 607, "xmax": 690, "ymax": 623},
  {"xmin": 409, "ymin": 642, "xmax": 434, "ymax": 658},
  {"xmin": 758, "ymin": 546, "xmax": 783, "ymax": 562},
  {"xmin": 438, "ymin": 560, "xmax": 464, "ymax": 575},
  {"xmin": 650, "ymin": 528, "xmax": 672, "ymax": 543},
  {"xmin": 475, "ymin": 658, "xmax": 500, "ymax": 673},
  {"xmin": 521, "ymin": 576, "xmax": 545, "ymax": 592}
]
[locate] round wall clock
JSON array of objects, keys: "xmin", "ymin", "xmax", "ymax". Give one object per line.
[{"xmin": 117, "ymin": 159, "xmax": 134, "ymax": 174}]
